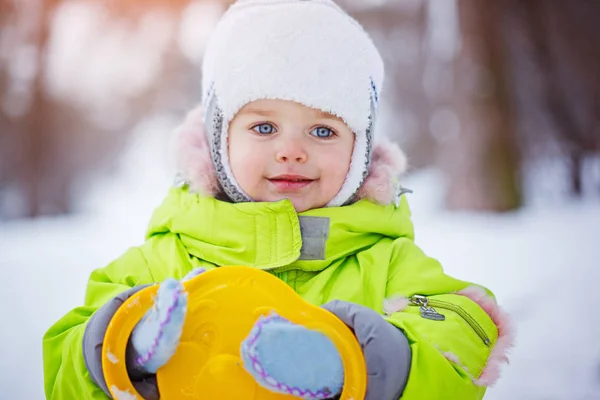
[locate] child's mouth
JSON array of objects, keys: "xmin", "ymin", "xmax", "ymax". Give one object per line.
[{"xmin": 268, "ymin": 175, "xmax": 315, "ymax": 191}]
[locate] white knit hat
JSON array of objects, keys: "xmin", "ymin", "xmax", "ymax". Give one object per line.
[{"xmin": 202, "ymin": 0, "xmax": 385, "ymax": 206}]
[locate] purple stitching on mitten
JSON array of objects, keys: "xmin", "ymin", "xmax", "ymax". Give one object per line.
[
  {"xmin": 131, "ymin": 268, "xmax": 205, "ymax": 372},
  {"xmin": 134, "ymin": 283, "xmax": 183, "ymax": 366},
  {"xmin": 130, "ymin": 279, "xmax": 187, "ymax": 373},
  {"xmin": 182, "ymin": 267, "xmax": 206, "ymax": 281}
]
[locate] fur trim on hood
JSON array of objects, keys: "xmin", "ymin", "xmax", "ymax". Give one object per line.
[{"xmin": 175, "ymin": 106, "xmax": 408, "ymax": 206}]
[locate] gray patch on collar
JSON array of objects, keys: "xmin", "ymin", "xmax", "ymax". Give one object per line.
[{"xmin": 298, "ymin": 216, "xmax": 330, "ymax": 260}]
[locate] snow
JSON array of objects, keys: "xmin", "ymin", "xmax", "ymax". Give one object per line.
[
  {"xmin": 110, "ymin": 386, "xmax": 138, "ymax": 400},
  {"xmin": 106, "ymin": 350, "xmax": 119, "ymax": 365},
  {"xmin": 1, "ymin": 132, "xmax": 599, "ymax": 399}
]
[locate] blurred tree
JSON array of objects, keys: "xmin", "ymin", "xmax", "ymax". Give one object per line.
[
  {"xmin": 0, "ymin": 0, "xmax": 203, "ymax": 219},
  {"xmin": 21, "ymin": 0, "xmax": 62, "ymax": 217},
  {"xmin": 0, "ymin": 0, "xmax": 17, "ymax": 189},
  {"xmin": 518, "ymin": 0, "xmax": 600, "ymax": 196},
  {"xmin": 443, "ymin": 0, "xmax": 521, "ymax": 211},
  {"xmin": 0, "ymin": 0, "xmax": 75, "ymax": 218}
]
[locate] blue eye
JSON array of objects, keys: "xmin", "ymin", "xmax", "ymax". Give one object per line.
[
  {"xmin": 311, "ymin": 126, "xmax": 334, "ymax": 138},
  {"xmin": 252, "ymin": 123, "xmax": 276, "ymax": 135}
]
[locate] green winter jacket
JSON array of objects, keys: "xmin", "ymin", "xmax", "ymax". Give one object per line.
[{"xmin": 43, "ymin": 186, "xmax": 500, "ymax": 399}]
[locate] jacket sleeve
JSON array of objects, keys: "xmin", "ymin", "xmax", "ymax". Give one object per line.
[
  {"xmin": 42, "ymin": 233, "xmax": 201, "ymax": 399},
  {"xmin": 383, "ymin": 238, "xmax": 512, "ymax": 400}
]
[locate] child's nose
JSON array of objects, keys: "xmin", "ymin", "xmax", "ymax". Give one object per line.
[{"xmin": 275, "ymin": 137, "xmax": 308, "ymax": 164}]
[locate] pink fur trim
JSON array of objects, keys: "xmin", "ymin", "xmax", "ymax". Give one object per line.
[
  {"xmin": 440, "ymin": 350, "xmax": 479, "ymax": 382},
  {"xmin": 384, "ymin": 289, "xmax": 513, "ymax": 387},
  {"xmin": 458, "ymin": 286, "xmax": 515, "ymax": 387},
  {"xmin": 383, "ymin": 296, "xmax": 409, "ymax": 316},
  {"xmin": 174, "ymin": 107, "xmax": 407, "ymax": 205},
  {"xmin": 175, "ymin": 106, "xmax": 219, "ymax": 195},
  {"xmin": 356, "ymin": 138, "xmax": 408, "ymax": 205}
]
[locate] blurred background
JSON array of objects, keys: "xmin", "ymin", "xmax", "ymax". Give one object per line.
[{"xmin": 0, "ymin": 0, "xmax": 599, "ymax": 399}]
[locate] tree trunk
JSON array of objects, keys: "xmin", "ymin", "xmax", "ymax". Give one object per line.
[
  {"xmin": 19, "ymin": 0, "xmax": 65, "ymax": 217},
  {"xmin": 570, "ymin": 153, "xmax": 583, "ymax": 196},
  {"xmin": 443, "ymin": 0, "xmax": 521, "ymax": 212},
  {"xmin": 518, "ymin": 0, "xmax": 600, "ymax": 197}
]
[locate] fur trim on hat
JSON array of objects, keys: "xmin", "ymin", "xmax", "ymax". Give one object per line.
[{"xmin": 175, "ymin": 106, "xmax": 407, "ymax": 206}]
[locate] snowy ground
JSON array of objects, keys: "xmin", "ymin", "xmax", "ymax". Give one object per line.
[{"xmin": 1, "ymin": 133, "xmax": 599, "ymax": 399}]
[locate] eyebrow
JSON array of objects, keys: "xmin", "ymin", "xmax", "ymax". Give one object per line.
[
  {"xmin": 239, "ymin": 108, "xmax": 277, "ymax": 117},
  {"xmin": 315, "ymin": 110, "xmax": 341, "ymax": 121}
]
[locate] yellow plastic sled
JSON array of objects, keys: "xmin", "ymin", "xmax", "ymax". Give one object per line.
[{"xmin": 102, "ymin": 266, "xmax": 367, "ymax": 399}]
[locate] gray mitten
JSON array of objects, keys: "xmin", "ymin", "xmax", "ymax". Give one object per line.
[{"xmin": 323, "ymin": 300, "xmax": 412, "ymax": 400}]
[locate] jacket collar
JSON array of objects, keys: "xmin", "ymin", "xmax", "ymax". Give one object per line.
[{"xmin": 147, "ymin": 186, "xmax": 414, "ymax": 272}]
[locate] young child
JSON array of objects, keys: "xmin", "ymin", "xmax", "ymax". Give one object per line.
[{"xmin": 43, "ymin": 1, "xmax": 513, "ymax": 399}]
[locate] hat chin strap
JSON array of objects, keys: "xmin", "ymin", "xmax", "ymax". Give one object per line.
[
  {"xmin": 326, "ymin": 117, "xmax": 372, "ymax": 207},
  {"xmin": 204, "ymin": 96, "xmax": 252, "ymax": 204},
  {"xmin": 216, "ymin": 118, "xmax": 254, "ymax": 203},
  {"xmin": 327, "ymin": 95, "xmax": 376, "ymax": 207}
]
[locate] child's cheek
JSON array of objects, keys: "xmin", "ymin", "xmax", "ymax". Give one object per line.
[
  {"xmin": 324, "ymin": 148, "xmax": 352, "ymax": 179},
  {"xmin": 230, "ymin": 138, "xmax": 268, "ymax": 193}
]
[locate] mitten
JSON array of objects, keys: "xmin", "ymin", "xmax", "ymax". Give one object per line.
[
  {"xmin": 127, "ymin": 268, "xmax": 206, "ymax": 374},
  {"xmin": 240, "ymin": 313, "xmax": 344, "ymax": 399}
]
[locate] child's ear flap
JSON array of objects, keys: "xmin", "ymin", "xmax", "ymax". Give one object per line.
[{"xmin": 173, "ymin": 106, "xmax": 220, "ymax": 196}]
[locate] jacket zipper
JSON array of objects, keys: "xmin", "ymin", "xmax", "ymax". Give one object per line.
[{"xmin": 409, "ymin": 295, "xmax": 491, "ymax": 347}]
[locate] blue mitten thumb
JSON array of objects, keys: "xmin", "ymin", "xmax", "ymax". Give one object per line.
[
  {"xmin": 240, "ymin": 313, "xmax": 343, "ymax": 399},
  {"xmin": 127, "ymin": 279, "xmax": 187, "ymax": 374},
  {"xmin": 127, "ymin": 267, "xmax": 206, "ymax": 375}
]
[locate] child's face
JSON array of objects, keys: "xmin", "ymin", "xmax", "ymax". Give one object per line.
[{"xmin": 228, "ymin": 99, "xmax": 354, "ymax": 212}]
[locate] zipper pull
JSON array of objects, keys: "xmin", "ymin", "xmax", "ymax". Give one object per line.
[
  {"xmin": 420, "ymin": 306, "xmax": 446, "ymax": 321},
  {"xmin": 410, "ymin": 295, "xmax": 446, "ymax": 321}
]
